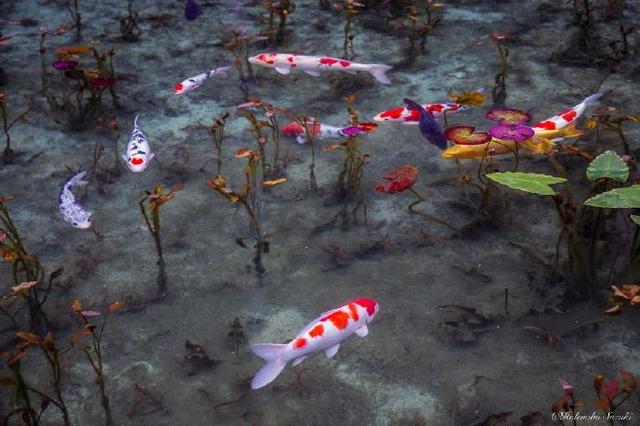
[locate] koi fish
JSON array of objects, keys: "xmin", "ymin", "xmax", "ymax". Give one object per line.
[
  {"xmin": 59, "ymin": 171, "xmax": 92, "ymax": 229},
  {"xmin": 282, "ymin": 121, "xmax": 378, "ymax": 144},
  {"xmin": 404, "ymin": 98, "xmax": 447, "ymax": 150},
  {"xmin": 532, "ymin": 93, "xmax": 602, "ymax": 139},
  {"xmin": 122, "ymin": 114, "xmax": 154, "ymax": 172},
  {"xmin": 248, "ymin": 53, "xmax": 392, "ymax": 84},
  {"xmin": 373, "ymin": 102, "xmax": 465, "ymax": 124},
  {"xmin": 250, "ymin": 298, "xmax": 379, "ymax": 390},
  {"xmin": 174, "ymin": 66, "xmax": 231, "ymax": 94},
  {"xmin": 441, "ymin": 94, "xmax": 601, "ymax": 160}
]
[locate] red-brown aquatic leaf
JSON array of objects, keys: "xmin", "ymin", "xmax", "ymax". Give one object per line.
[
  {"xmin": 594, "ymin": 374, "xmax": 604, "ymax": 392},
  {"xmin": 491, "ymin": 31, "xmax": 511, "ymax": 42},
  {"xmin": 71, "ymin": 299, "xmax": 83, "ymax": 312},
  {"xmin": 620, "ymin": 370, "xmax": 637, "ymax": 393},
  {"xmin": 605, "ymin": 304, "xmax": 623, "ymax": 315},
  {"xmin": 551, "ymin": 395, "xmax": 570, "ymax": 413},
  {"xmin": 602, "ymin": 380, "xmax": 621, "ymax": 400},
  {"xmin": 170, "ymin": 183, "xmax": 184, "ymax": 193},
  {"xmin": 8, "ymin": 351, "xmax": 27, "ymax": 365},
  {"xmin": 622, "ymin": 284, "xmax": 640, "ymax": 298},
  {"xmin": 16, "ymin": 332, "xmax": 40, "ymax": 345},
  {"xmin": 107, "ymin": 300, "xmax": 123, "ymax": 313},
  {"xmin": 611, "ymin": 285, "xmax": 630, "ymax": 300},
  {"xmin": 443, "ymin": 125, "xmax": 491, "ymax": 145},
  {"xmin": 375, "ymin": 165, "xmax": 418, "ymax": 193},
  {"xmin": 235, "ymin": 148, "xmax": 255, "ymax": 158},
  {"xmin": 595, "ymin": 398, "xmax": 609, "ymax": 411},
  {"xmin": 0, "ymin": 195, "xmax": 15, "ymax": 203},
  {"xmin": 70, "ymin": 329, "xmax": 92, "ymax": 343},
  {"xmin": 631, "ymin": 295, "xmax": 640, "ymax": 305},
  {"xmin": 321, "ymin": 143, "xmax": 344, "ymax": 152},
  {"xmin": 263, "ymin": 178, "xmax": 287, "ymax": 187},
  {"xmin": 42, "ymin": 333, "xmax": 56, "ymax": 352}
]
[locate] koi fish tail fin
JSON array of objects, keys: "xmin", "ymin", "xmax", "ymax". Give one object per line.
[
  {"xmin": 68, "ymin": 171, "xmax": 89, "ymax": 187},
  {"xmin": 216, "ymin": 65, "xmax": 232, "ymax": 75},
  {"xmin": 582, "ymin": 92, "xmax": 603, "ymax": 107},
  {"xmin": 250, "ymin": 343, "xmax": 288, "ymax": 390},
  {"xmin": 369, "ymin": 64, "xmax": 392, "ymax": 85},
  {"xmin": 133, "ymin": 114, "xmax": 140, "ymax": 128}
]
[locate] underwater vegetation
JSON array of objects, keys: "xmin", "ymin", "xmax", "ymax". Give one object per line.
[{"xmin": 1, "ymin": 0, "xmax": 640, "ymax": 424}]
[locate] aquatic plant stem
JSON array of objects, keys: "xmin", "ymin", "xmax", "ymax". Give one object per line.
[
  {"xmin": 139, "ymin": 199, "xmax": 168, "ymax": 296},
  {"xmin": 408, "ymin": 188, "xmax": 460, "ymax": 232}
]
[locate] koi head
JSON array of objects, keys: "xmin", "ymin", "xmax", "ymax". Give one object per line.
[
  {"xmin": 352, "ymin": 298, "xmax": 379, "ymax": 322},
  {"xmin": 127, "ymin": 156, "xmax": 148, "ymax": 173},
  {"xmin": 248, "ymin": 53, "xmax": 277, "ymax": 66},
  {"xmin": 281, "ymin": 122, "xmax": 305, "ymax": 137},
  {"xmin": 72, "ymin": 212, "xmax": 92, "ymax": 229},
  {"xmin": 174, "ymin": 78, "xmax": 199, "ymax": 95}
]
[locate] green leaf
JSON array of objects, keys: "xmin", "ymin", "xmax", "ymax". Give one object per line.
[
  {"xmin": 631, "ymin": 215, "xmax": 640, "ymax": 226},
  {"xmin": 586, "ymin": 150, "xmax": 629, "ymax": 183},
  {"xmin": 584, "ymin": 185, "xmax": 640, "ymax": 208},
  {"xmin": 486, "ymin": 172, "xmax": 567, "ymax": 196}
]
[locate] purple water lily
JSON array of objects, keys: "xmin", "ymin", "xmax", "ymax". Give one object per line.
[
  {"xmin": 52, "ymin": 60, "xmax": 78, "ymax": 71},
  {"xmin": 488, "ymin": 123, "xmax": 534, "ymax": 142},
  {"xmin": 184, "ymin": 0, "xmax": 203, "ymax": 21},
  {"xmin": 339, "ymin": 125, "xmax": 363, "ymax": 137}
]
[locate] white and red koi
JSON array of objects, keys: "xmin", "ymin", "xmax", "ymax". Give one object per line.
[
  {"xmin": 373, "ymin": 102, "xmax": 465, "ymax": 124},
  {"xmin": 248, "ymin": 53, "xmax": 392, "ymax": 84},
  {"xmin": 122, "ymin": 114, "xmax": 154, "ymax": 173},
  {"xmin": 59, "ymin": 171, "xmax": 92, "ymax": 229},
  {"xmin": 532, "ymin": 93, "xmax": 602, "ymax": 139},
  {"xmin": 250, "ymin": 298, "xmax": 379, "ymax": 390},
  {"xmin": 173, "ymin": 65, "xmax": 230, "ymax": 94},
  {"xmin": 282, "ymin": 121, "xmax": 378, "ymax": 144}
]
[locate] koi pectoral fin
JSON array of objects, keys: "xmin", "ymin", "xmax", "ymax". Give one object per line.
[
  {"xmin": 324, "ymin": 343, "xmax": 340, "ymax": 359},
  {"xmin": 292, "ymin": 355, "xmax": 308, "ymax": 366},
  {"xmin": 355, "ymin": 325, "xmax": 368, "ymax": 337},
  {"xmin": 304, "ymin": 70, "xmax": 321, "ymax": 77},
  {"xmin": 275, "ymin": 67, "xmax": 291, "ymax": 75}
]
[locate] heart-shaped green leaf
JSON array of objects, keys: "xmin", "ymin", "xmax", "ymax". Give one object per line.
[
  {"xmin": 586, "ymin": 150, "xmax": 629, "ymax": 183},
  {"xmin": 486, "ymin": 172, "xmax": 567, "ymax": 196},
  {"xmin": 584, "ymin": 185, "xmax": 640, "ymax": 208}
]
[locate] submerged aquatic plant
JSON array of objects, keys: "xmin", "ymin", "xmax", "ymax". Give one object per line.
[
  {"xmin": 490, "ymin": 31, "xmax": 510, "ymax": 108},
  {"xmin": 70, "ymin": 299, "xmax": 122, "ymax": 426},
  {"xmin": 334, "ymin": 0, "xmax": 363, "ymax": 60},
  {"xmin": 262, "ymin": 0, "xmax": 295, "ymax": 44},
  {"xmin": 207, "ymin": 156, "xmax": 287, "ymax": 276},
  {"xmin": 552, "ymin": 372, "xmax": 637, "ymax": 421},
  {"xmin": 0, "ymin": 91, "xmax": 33, "ymax": 165},
  {"xmin": 605, "ymin": 284, "xmax": 640, "ymax": 315},
  {"xmin": 139, "ymin": 184, "xmax": 182, "ymax": 296},
  {"xmin": 394, "ymin": 2, "xmax": 443, "ymax": 61},
  {"xmin": 66, "ymin": 0, "xmax": 82, "ymax": 40},
  {"xmin": 120, "ymin": 0, "xmax": 142, "ymax": 42},
  {"xmin": 222, "ymin": 30, "xmax": 264, "ymax": 99},
  {"xmin": 375, "ymin": 165, "xmax": 459, "ymax": 232}
]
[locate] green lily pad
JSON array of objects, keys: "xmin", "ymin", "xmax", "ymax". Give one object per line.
[
  {"xmin": 586, "ymin": 150, "xmax": 629, "ymax": 183},
  {"xmin": 486, "ymin": 172, "xmax": 567, "ymax": 196},
  {"xmin": 630, "ymin": 215, "xmax": 640, "ymax": 226},
  {"xmin": 584, "ymin": 185, "xmax": 640, "ymax": 208}
]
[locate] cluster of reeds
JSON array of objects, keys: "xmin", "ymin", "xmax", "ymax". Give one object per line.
[
  {"xmin": 393, "ymin": 1, "xmax": 443, "ymax": 62},
  {"xmin": 334, "ymin": 0, "xmax": 363, "ymax": 60},
  {"xmin": 490, "ymin": 32, "xmax": 510, "ymax": 108},
  {"xmin": 261, "ymin": 0, "xmax": 295, "ymax": 44},
  {"xmin": 120, "ymin": 0, "xmax": 142, "ymax": 42},
  {"xmin": 139, "ymin": 184, "xmax": 182, "ymax": 296},
  {"xmin": 0, "ymin": 91, "xmax": 32, "ymax": 165},
  {"xmin": 222, "ymin": 30, "xmax": 263, "ymax": 99}
]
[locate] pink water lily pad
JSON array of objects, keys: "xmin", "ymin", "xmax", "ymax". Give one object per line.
[
  {"xmin": 486, "ymin": 108, "xmax": 531, "ymax": 124},
  {"xmin": 443, "ymin": 125, "xmax": 491, "ymax": 145}
]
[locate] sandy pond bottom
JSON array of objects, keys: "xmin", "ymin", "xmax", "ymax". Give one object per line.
[{"xmin": 1, "ymin": 0, "xmax": 640, "ymax": 425}]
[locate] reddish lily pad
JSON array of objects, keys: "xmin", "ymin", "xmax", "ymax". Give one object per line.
[
  {"xmin": 485, "ymin": 108, "xmax": 531, "ymax": 124},
  {"xmin": 488, "ymin": 124, "xmax": 534, "ymax": 142},
  {"xmin": 443, "ymin": 125, "xmax": 491, "ymax": 145},
  {"xmin": 375, "ymin": 165, "xmax": 417, "ymax": 193}
]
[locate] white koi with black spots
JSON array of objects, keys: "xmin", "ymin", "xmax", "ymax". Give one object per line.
[
  {"xmin": 173, "ymin": 65, "xmax": 231, "ymax": 94},
  {"xmin": 122, "ymin": 114, "xmax": 154, "ymax": 173},
  {"xmin": 59, "ymin": 171, "xmax": 92, "ymax": 229}
]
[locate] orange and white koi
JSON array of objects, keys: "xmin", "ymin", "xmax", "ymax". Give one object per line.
[
  {"xmin": 532, "ymin": 93, "xmax": 602, "ymax": 139},
  {"xmin": 281, "ymin": 121, "xmax": 344, "ymax": 144},
  {"xmin": 248, "ymin": 53, "xmax": 392, "ymax": 84},
  {"xmin": 250, "ymin": 298, "xmax": 379, "ymax": 390},
  {"xmin": 173, "ymin": 65, "xmax": 230, "ymax": 94},
  {"xmin": 373, "ymin": 102, "xmax": 465, "ymax": 124},
  {"xmin": 122, "ymin": 114, "xmax": 154, "ymax": 173}
]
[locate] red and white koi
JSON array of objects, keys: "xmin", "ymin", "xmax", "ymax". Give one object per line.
[
  {"xmin": 281, "ymin": 121, "xmax": 344, "ymax": 144},
  {"xmin": 373, "ymin": 102, "xmax": 465, "ymax": 124},
  {"xmin": 250, "ymin": 298, "xmax": 379, "ymax": 390},
  {"xmin": 248, "ymin": 53, "xmax": 392, "ymax": 84},
  {"xmin": 122, "ymin": 114, "xmax": 154, "ymax": 173},
  {"xmin": 532, "ymin": 93, "xmax": 602, "ymax": 139},
  {"xmin": 173, "ymin": 65, "xmax": 231, "ymax": 94},
  {"xmin": 59, "ymin": 171, "xmax": 92, "ymax": 229}
]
